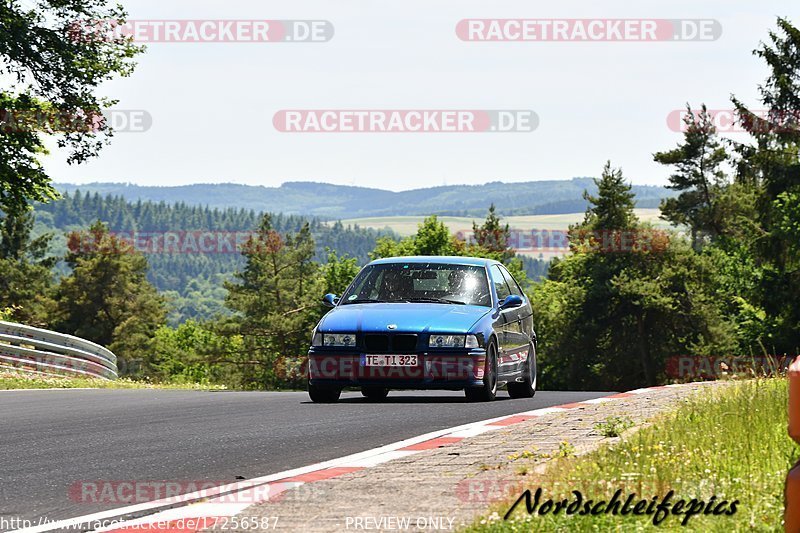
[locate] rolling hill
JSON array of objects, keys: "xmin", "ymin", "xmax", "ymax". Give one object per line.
[{"xmin": 54, "ymin": 178, "xmax": 674, "ymax": 218}]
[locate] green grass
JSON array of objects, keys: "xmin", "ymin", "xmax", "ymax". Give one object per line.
[
  {"xmin": 0, "ymin": 370, "xmax": 227, "ymax": 390},
  {"xmin": 465, "ymin": 379, "xmax": 797, "ymax": 532},
  {"xmin": 594, "ymin": 415, "xmax": 635, "ymax": 438}
]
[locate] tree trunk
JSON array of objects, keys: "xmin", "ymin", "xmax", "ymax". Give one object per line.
[{"xmin": 637, "ymin": 314, "xmax": 655, "ymax": 386}]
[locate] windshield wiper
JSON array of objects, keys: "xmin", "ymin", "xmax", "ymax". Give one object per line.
[
  {"xmin": 343, "ymin": 298, "xmax": 386, "ymax": 304},
  {"xmin": 405, "ymin": 297, "xmax": 466, "ymax": 305}
]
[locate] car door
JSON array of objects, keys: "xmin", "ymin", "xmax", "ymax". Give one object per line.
[
  {"xmin": 499, "ymin": 265, "xmax": 532, "ymax": 373},
  {"xmin": 488, "ymin": 264, "xmax": 515, "ymax": 375}
]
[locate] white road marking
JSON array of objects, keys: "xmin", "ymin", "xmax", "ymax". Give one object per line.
[{"xmin": 12, "ymin": 392, "xmax": 628, "ymax": 533}]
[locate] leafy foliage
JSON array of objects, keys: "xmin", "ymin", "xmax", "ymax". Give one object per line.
[
  {"xmin": 222, "ymin": 215, "xmax": 324, "ymax": 389},
  {"xmin": 532, "ymin": 163, "xmax": 737, "ymax": 390},
  {"xmin": 372, "ymin": 212, "xmax": 530, "ymax": 288},
  {"xmin": 31, "ymin": 191, "xmax": 394, "ymax": 323},
  {"xmin": 0, "ymin": 0, "xmax": 142, "ymax": 215},
  {"xmin": 150, "ymin": 320, "xmax": 242, "ymax": 386},
  {"xmin": 50, "ymin": 221, "xmax": 167, "ymax": 375},
  {"xmin": 0, "ymin": 208, "xmax": 55, "ymax": 324},
  {"xmin": 654, "ymin": 105, "xmax": 730, "ymax": 248}
]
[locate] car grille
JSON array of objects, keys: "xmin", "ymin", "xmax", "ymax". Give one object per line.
[
  {"xmin": 364, "ymin": 334, "xmax": 390, "ymax": 352},
  {"xmin": 363, "ymin": 334, "xmax": 418, "ymax": 353},
  {"xmin": 392, "ymin": 334, "xmax": 418, "ymax": 353}
]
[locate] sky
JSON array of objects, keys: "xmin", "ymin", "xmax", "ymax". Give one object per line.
[{"xmin": 41, "ymin": 0, "xmax": 799, "ymax": 191}]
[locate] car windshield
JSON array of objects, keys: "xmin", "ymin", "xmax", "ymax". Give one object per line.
[{"xmin": 340, "ymin": 262, "xmax": 492, "ymax": 306}]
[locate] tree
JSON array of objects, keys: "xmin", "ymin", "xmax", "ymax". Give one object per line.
[
  {"xmin": 0, "ymin": 0, "xmax": 142, "ymax": 214},
  {"xmin": 580, "ymin": 161, "xmax": 637, "ymax": 231},
  {"xmin": 729, "ymin": 17, "xmax": 800, "ymax": 353},
  {"xmin": 532, "ymin": 163, "xmax": 735, "ymax": 390},
  {"xmin": 471, "ymin": 204, "xmax": 512, "ymax": 260},
  {"xmin": 150, "ymin": 320, "xmax": 242, "ymax": 385},
  {"xmin": 51, "ymin": 221, "xmax": 166, "ymax": 375},
  {"xmin": 371, "ymin": 212, "xmax": 530, "ymax": 288},
  {"xmin": 223, "ymin": 215, "xmax": 324, "ymax": 389},
  {"xmin": 468, "ymin": 206, "xmax": 529, "ymax": 286},
  {"xmin": 654, "ymin": 105, "xmax": 730, "ymax": 248},
  {"xmin": 321, "ymin": 248, "xmax": 360, "ymax": 296},
  {"xmin": 370, "ymin": 215, "xmax": 464, "ymax": 259},
  {"xmin": 0, "ymin": 208, "xmax": 55, "ymax": 324}
]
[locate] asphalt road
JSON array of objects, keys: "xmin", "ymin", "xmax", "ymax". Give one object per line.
[{"xmin": 0, "ymin": 388, "xmax": 610, "ymax": 529}]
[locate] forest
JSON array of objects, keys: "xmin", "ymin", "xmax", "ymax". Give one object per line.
[
  {"xmin": 1, "ymin": 18, "xmax": 798, "ymax": 392},
  {"xmin": 20, "ymin": 192, "xmax": 549, "ymax": 324}
]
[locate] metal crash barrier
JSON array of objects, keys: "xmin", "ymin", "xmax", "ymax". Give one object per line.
[{"xmin": 0, "ymin": 321, "xmax": 117, "ymax": 380}]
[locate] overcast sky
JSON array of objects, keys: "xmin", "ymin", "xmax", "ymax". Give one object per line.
[{"xmin": 41, "ymin": 0, "xmax": 798, "ymax": 191}]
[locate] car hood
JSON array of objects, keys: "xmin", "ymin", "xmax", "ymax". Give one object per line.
[{"xmin": 319, "ymin": 303, "xmax": 491, "ymax": 334}]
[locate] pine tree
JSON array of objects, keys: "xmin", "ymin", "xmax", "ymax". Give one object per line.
[
  {"xmin": 581, "ymin": 161, "xmax": 637, "ymax": 231},
  {"xmin": 51, "ymin": 221, "xmax": 166, "ymax": 375},
  {"xmin": 729, "ymin": 17, "xmax": 800, "ymax": 352},
  {"xmin": 533, "ymin": 163, "xmax": 735, "ymax": 389},
  {"xmin": 0, "ymin": 209, "xmax": 55, "ymax": 324},
  {"xmin": 472, "ymin": 204, "xmax": 512, "ymax": 259},
  {"xmin": 654, "ymin": 105, "xmax": 730, "ymax": 248},
  {"xmin": 224, "ymin": 215, "xmax": 324, "ymax": 388}
]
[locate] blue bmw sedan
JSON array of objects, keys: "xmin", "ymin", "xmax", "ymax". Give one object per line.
[{"xmin": 307, "ymin": 256, "xmax": 537, "ymax": 402}]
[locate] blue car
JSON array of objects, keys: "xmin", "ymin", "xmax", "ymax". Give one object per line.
[{"xmin": 307, "ymin": 256, "xmax": 537, "ymax": 402}]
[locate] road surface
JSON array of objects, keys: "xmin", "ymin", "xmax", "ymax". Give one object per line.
[{"xmin": 0, "ymin": 388, "xmax": 610, "ymax": 530}]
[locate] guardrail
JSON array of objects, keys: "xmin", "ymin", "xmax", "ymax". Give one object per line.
[
  {"xmin": 0, "ymin": 321, "xmax": 117, "ymax": 380},
  {"xmin": 787, "ymin": 356, "xmax": 799, "ymax": 532}
]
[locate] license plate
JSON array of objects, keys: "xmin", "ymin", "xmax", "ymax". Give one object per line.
[{"xmin": 361, "ymin": 354, "xmax": 418, "ymax": 367}]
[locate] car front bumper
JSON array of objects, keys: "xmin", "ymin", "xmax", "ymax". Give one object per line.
[{"xmin": 307, "ymin": 349, "xmax": 487, "ymax": 389}]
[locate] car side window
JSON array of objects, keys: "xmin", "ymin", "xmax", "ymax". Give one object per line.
[
  {"xmin": 489, "ymin": 265, "xmax": 511, "ymax": 302},
  {"xmin": 499, "ymin": 266, "xmax": 524, "ymax": 298}
]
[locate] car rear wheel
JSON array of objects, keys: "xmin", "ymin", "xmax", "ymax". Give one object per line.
[
  {"xmin": 508, "ymin": 342, "xmax": 537, "ymax": 399},
  {"xmin": 361, "ymin": 387, "xmax": 389, "ymax": 401},
  {"xmin": 308, "ymin": 382, "xmax": 341, "ymax": 403},
  {"xmin": 465, "ymin": 341, "xmax": 498, "ymax": 402}
]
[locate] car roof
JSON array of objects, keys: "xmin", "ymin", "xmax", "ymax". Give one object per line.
[{"xmin": 367, "ymin": 256, "xmax": 499, "ymax": 267}]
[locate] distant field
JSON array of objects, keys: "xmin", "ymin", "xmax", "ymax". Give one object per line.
[{"xmin": 336, "ymin": 209, "xmax": 667, "ymax": 237}]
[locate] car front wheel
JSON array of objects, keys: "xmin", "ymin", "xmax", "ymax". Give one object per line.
[
  {"xmin": 465, "ymin": 341, "xmax": 498, "ymax": 402},
  {"xmin": 508, "ymin": 342, "xmax": 537, "ymax": 399},
  {"xmin": 308, "ymin": 382, "xmax": 341, "ymax": 403}
]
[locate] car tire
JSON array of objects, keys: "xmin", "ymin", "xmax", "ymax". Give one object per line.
[
  {"xmin": 508, "ymin": 342, "xmax": 537, "ymax": 399},
  {"xmin": 465, "ymin": 340, "xmax": 498, "ymax": 402},
  {"xmin": 308, "ymin": 382, "xmax": 341, "ymax": 403},
  {"xmin": 361, "ymin": 387, "xmax": 389, "ymax": 401}
]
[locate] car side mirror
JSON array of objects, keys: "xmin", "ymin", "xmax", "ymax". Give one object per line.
[
  {"xmin": 322, "ymin": 293, "xmax": 339, "ymax": 308},
  {"xmin": 499, "ymin": 294, "xmax": 523, "ymax": 310}
]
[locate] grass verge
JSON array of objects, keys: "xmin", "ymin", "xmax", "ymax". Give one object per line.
[
  {"xmin": 0, "ymin": 370, "xmax": 227, "ymax": 390},
  {"xmin": 465, "ymin": 379, "xmax": 797, "ymax": 532}
]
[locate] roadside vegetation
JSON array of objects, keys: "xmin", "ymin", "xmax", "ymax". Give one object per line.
[
  {"xmin": 466, "ymin": 378, "xmax": 797, "ymax": 532},
  {"xmin": 0, "ymin": 13, "xmax": 798, "ymax": 393},
  {"xmin": 0, "ymin": 370, "xmax": 226, "ymax": 390}
]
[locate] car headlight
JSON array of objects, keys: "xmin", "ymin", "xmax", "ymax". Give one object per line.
[
  {"xmin": 315, "ymin": 333, "xmax": 357, "ymax": 347},
  {"xmin": 429, "ymin": 334, "xmax": 480, "ymax": 348}
]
